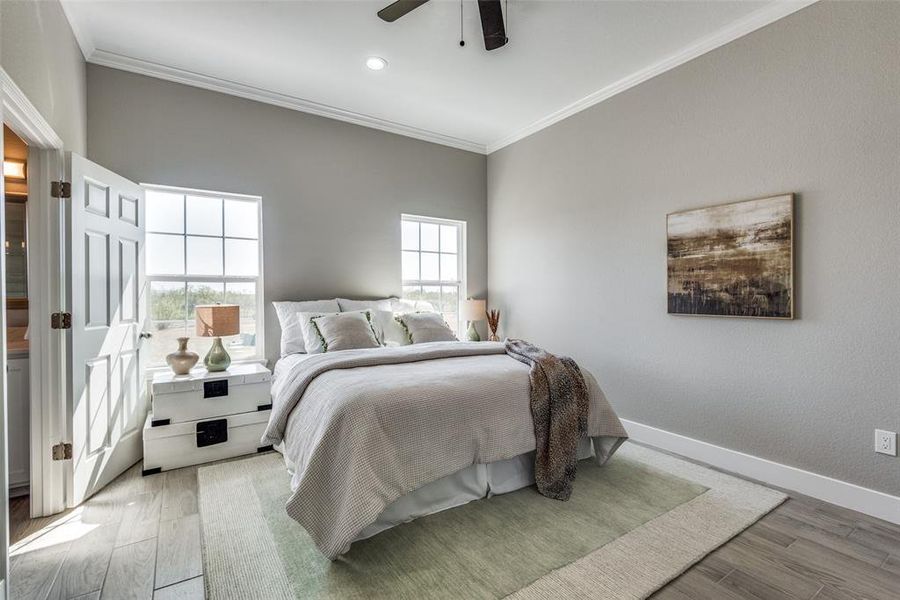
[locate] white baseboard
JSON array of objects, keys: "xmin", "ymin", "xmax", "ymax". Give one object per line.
[{"xmin": 621, "ymin": 419, "xmax": 900, "ymax": 525}]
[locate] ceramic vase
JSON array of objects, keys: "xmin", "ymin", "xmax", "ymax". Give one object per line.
[
  {"xmin": 166, "ymin": 337, "xmax": 199, "ymax": 375},
  {"xmin": 204, "ymin": 336, "xmax": 231, "ymax": 372}
]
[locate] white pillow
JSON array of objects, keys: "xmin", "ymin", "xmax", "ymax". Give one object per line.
[
  {"xmin": 337, "ymin": 298, "xmax": 393, "ymax": 312},
  {"xmin": 296, "ymin": 311, "xmax": 336, "ymax": 354},
  {"xmin": 370, "ymin": 309, "xmax": 410, "ymax": 347},
  {"xmin": 390, "ymin": 298, "xmax": 436, "ymax": 314},
  {"xmin": 273, "ymin": 299, "xmax": 340, "ymax": 355}
]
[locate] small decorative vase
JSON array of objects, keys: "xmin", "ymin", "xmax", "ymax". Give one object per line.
[
  {"xmin": 204, "ymin": 336, "xmax": 231, "ymax": 372},
  {"xmin": 466, "ymin": 321, "xmax": 481, "ymax": 342},
  {"xmin": 166, "ymin": 337, "xmax": 199, "ymax": 375},
  {"xmin": 486, "ymin": 309, "xmax": 501, "ymax": 343}
]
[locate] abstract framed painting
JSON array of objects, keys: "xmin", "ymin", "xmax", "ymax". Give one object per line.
[{"xmin": 667, "ymin": 194, "xmax": 794, "ymax": 319}]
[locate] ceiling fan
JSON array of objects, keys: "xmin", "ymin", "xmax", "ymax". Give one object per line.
[{"xmin": 378, "ymin": 0, "xmax": 508, "ymax": 51}]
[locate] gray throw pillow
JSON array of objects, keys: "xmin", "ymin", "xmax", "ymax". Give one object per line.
[
  {"xmin": 311, "ymin": 311, "xmax": 381, "ymax": 352},
  {"xmin": 395, "ymin": 312, "xmax": 458, "ymax": 344}
]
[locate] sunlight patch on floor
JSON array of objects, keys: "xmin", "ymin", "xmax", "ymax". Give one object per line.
[{"xmin": 10, "ymin": 507, "xmax": 98, "ymax": 556}]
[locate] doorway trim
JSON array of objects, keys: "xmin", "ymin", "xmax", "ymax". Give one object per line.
[{"xmin": 2, "ymin": 68, "xmax": 67, "ymax": 519}]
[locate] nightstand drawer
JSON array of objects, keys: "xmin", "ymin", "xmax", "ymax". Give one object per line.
[
  {"xmin": 142, "ymin": 411, "xmax": 272, "ymax": 473},
  {"xmin": 152, "ymin": 378, "xmax": 271, "ymax": 424},
  {"xmin": 150, "ymin": 364, "xmax": 273, "ymax": 424}
]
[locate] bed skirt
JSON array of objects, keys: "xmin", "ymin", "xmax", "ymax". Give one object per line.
[{"xmin": 277, "ymin": 437, "xmax": 595, "ymax": 544}]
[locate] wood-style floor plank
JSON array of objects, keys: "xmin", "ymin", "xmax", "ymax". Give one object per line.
[
  {"xmin": 717, "ymin": 567, "xmax": 809, "ymax": 600},
  {"xmin": 881, "ymin": 554, "xmax": 900, "ymax": 577},
  {"xmin": 847, "ymin": 521, "xmax": 900, "ymax": 556},
  {"xmin": 101, "ymin": 538, "xmax": 157, "ymax": 600},
  {"xmin": 115, "ymin": 490, "xmax": 163, "ymax": 548},
  {"xmin": 46, "ymin": 520, "xmax": 119, "ymax": 600},
  {"xmin": 160, "ymin": 467, "xmax": 199, "ymax": 522},
  {"xmin": 766, "ymin": 512, "xmax": 889, "ymax": 567},
  {"xmin": 778, "ymin": 499, "xmax": 858, "ymax": 536},
  {"xmin": 10, "ymin": 457, "xmax": 900, "ymax": 600},
  {"xmin": 9, "ymin": 541, "xmax": 71, "ymax": 600},
  {"xmin": 649, "ymin": 587, "xmax": 694, "ymax": 600},
  {"xmin": 782, "ymin": 538, "xmax": 900, "ymax": 600},
  {"xmin": 811, "ymin": 584, "xmax": 860, "ymax": 600},
  {"xmin": 153, "ymin": 576, "xmax": 205, "ymax": 600},
  {"xmin": 155, "ymin": 514, "xmax": 203, "ymax": 589},
  {"xmin": 667, "ymin": 570, "xmax": 747, "ymax": 600},
  {"xmin": 710, "ymin": 532, "xmax": 823, "ymax": 598},
  {"xmin": 692, "ymin": 552, "xmax": 734, "ymax": 582}
]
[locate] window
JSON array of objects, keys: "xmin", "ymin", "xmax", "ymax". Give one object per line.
[
  {"xmin": 144, "ymin": 185, "xmax": 263, "ymax": 368},
  {"xmin": 401, "ymin": 214, "xmax": 466, "ymax": 334}
]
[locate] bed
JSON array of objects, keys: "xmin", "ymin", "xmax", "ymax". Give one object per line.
[{"xmin": 263, "ymin": 340, "xmax": 628, "ymax": 559}]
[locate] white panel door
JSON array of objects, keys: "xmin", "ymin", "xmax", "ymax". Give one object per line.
[{"xmin": 68, "ymin": 153, "xmax": 147, "ymax": 505}]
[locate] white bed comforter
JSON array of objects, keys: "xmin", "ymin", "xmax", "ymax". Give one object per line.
[{"xmin": 262, "ymin": 341, "xmax": 628, "ymax": 559}]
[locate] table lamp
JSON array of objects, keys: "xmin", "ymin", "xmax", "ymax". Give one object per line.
[
  {"xmin": 460, "ymin": 299, "xmax": 486, "ymax": 342},
  {"xmin": 195, "ymin": 304, "xmax": 240, "ymax": 372}
]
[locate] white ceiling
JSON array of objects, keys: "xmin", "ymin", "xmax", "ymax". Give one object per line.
[{"xmin": 62, "ymin": 0, "xmax": 814, "ymax": 153}]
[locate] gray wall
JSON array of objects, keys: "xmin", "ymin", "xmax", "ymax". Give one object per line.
[
  {"xmin": 1, "ymin": 0, "xmax": 87, "ymax": 152},
  {"xmin": 86, "ymin": 65, "xmax": 487, "ymax": 363},
  {"xmin": 487, "ymin": 1, "xmax": 900, "ymax": 495}
]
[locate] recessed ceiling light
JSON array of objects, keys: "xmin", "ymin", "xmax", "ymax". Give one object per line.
[{"xmin": 366, "ymin": 56, "xmax": 388, "ymax": 71}]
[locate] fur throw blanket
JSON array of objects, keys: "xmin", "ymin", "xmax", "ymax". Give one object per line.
[{"xmin": 505, "ymin": 338, "xmax": 589, "ymax": 501}]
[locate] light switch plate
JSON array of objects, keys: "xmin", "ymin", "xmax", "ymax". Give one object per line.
[{"xmin": 875, "ymin": 429, "xmax": 897, "ymax": 456}]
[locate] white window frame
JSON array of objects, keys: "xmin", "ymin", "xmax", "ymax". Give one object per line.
[
  {"xmin": 401, "ymin": 214, "xmax": 467, "ymax": 333},
  {"xmin": 142, "ymin": 183, "xmax": 265, "ymax": 373}
]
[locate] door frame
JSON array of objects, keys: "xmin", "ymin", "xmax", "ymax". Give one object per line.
[{"xmin": 1, "ymin": 68, "xmax": 67, "ymax": 521}]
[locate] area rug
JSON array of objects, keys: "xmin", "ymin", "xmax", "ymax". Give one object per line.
[{"xmin": 197, "ymin": 442, "xmax": 785, "ymax": 599}]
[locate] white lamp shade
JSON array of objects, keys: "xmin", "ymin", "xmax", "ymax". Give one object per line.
[{"xmin": 460, "ymin": 299, "xmax": 486, "ymax": 322}]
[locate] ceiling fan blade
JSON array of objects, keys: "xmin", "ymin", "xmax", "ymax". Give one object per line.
[
  {"xmin": 477, "ymin": 0, "xmax": 507, "ymax": 51},
  {"xmin": 378, "ymin": 0, "xmax": 430, "ymax": 22}
]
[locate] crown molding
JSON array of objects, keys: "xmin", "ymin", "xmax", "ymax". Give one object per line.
[
  {"xmin": 87, "ymin": 50, "xmax": 488, "ymax": 154},
  {"xmin": 64, "ymin": 1, "xmax": 817, "ymax": 157},
  {"xmin": 485, "ymin": 0, "xmax": 819, "ymax": 153},
  {"xmin": 1, "ymin": 68, "xmax": 65, "ymax": 149}
]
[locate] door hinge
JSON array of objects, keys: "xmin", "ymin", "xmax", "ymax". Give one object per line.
[
  {"xmin": 51, "ymin": 312, "xmax": 72, "ymax": 330},
  {"xmin": 52, "ymin": 442, "xmax": 73, "ymax": 461},
  {"xmin": 51, "ymin": 181, "xmax": 72, "ymax": 199}
]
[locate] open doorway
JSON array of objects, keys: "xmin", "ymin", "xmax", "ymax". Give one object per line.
[
  {"xmin": 2, "ymin": 70, "xmax": 68, "ymax": 598},
  {"xmin": 4, "ymin": 126, "xmax": 31, "ymax": 520},
  {"xmin": 1, "ymin": 90, "xmax": 67, "ymax": 529}
]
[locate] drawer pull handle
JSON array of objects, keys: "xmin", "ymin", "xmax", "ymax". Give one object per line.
[
  {"xmin": 196, "ymin": 419, "xmax": 228, "ymax": 447},
  {"xmin": 203, "ymin": 380, "xmax": 228, "ymax": 399}
]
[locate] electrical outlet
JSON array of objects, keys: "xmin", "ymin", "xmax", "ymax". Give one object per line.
[{"xmin": 875, "ymin": 430, "xmax": 897, "ymax": 456}]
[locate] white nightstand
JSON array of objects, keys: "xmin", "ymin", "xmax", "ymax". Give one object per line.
[{"xmin": 142, "ymin": 363, "xmax": 273, "ymax": 475}]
